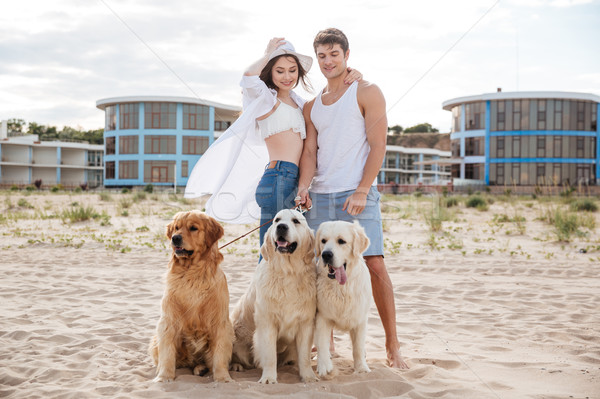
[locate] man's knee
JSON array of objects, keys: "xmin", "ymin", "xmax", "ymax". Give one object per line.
[{"xmin": 364, "ymin": 255, "xmax": 386, "ymax": 275}]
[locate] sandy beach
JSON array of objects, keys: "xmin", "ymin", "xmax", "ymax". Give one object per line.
[{"xmin": 0, "ymin": 189, "xmax": 598, "ymax": 398}]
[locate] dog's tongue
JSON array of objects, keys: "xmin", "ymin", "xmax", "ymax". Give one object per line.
[
  {"xmin": 277, "ymin": 241, "xmax": 289, "ymax": 248},
  {"xmin": 335, "ymin": 267, "xmax": 347, "ymax": 285}
]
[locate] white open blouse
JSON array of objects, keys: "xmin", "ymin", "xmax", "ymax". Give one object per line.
[{"xmin": 184, "ymin": 75, "xmax": 306, "ymax": 224}]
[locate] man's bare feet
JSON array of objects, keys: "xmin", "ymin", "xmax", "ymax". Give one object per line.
[{"xmin": 387, "ymin": 347, "xmax": 409, "ymax": 369}]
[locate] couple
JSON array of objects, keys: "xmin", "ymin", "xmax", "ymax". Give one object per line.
[{"xmin": 185, "ymin": 28, "xmax": 408, "ymax": 369}]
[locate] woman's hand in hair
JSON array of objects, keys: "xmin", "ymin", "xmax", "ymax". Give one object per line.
[{"xmin": 265, "ymin": 37, "xmax": 286, "ymax": 56}]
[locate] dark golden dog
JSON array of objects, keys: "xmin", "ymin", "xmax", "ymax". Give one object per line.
[{"xmin": 149, "ymin": 211, "xmax": 233, "ymax": 382}]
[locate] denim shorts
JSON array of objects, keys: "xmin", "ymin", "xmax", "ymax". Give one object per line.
[
  {"xmin": 305, "ymin": 186, "xmax": 384, "ymax": 256},
  {"xmin": 254, "ymin": 161, "xmax": 299, "ymax": 247}
]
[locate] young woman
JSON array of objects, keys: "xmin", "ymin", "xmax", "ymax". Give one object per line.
[{"xmin": 185, "ymin": 38, "xmax": 361, "ymax": 247}]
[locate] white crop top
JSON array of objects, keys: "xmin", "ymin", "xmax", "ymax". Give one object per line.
[{"xmin": 257, "ymin": 101, "xmax": 306, "ymax": 140}]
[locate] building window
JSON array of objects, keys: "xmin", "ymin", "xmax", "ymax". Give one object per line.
[
  {"xmin": 105, "ymin": 105, "xmax": 116, "ymax": 131},
  {"xmin": 553, "ymin": 136, "xmax": 562, "ymax": 158},
  {"xmin": 552, "ymin": 163, "xmax": 562, "ymax": 185},
  {"xmin": 144, "ymin": 161, "xmax": 175, "ymax": 183},
  {"xmin": 577, "ymin": 165, "xmax": 591, "ymax": 185},
  {"xmin": 182, "ymin": 136, "xmax": 209, "ymax": 155},
  {"xmin": 554, "ymin": 100, "xmax": 563, "ymax": 130},
  {"xmin": 577, "ymin": 137, "xmax": 585, "ymax": 158},
  {"xmin": 512, "ymin": 136, "xmax": 520, "ymax": 158},
  {"xmin": 215, "ymin": 120, "xmax": 231, "ymax": 131},
  {"xmin": 465, "ymin": 102, "xmax": 484, "ymax": 130},
  {"xmin": 452, "ymin": 106, "xmax": 461, "ymax": 132},
  {"xmin": 106, "ymin": 161, "xmax": 115, "ymax": 179},
  {"xmin": 119, "ymin": 135, "xmax": 139, "ymax": 154},
  {"xmin": 536, "ymin": 164, "xmax": 546, "ymax": 185},
  {"xmin": 592, "ymin": 102, "xmax": 597, "ymax": 131},
  {"xmin": 120, "ymin": 103, "xmax": 139, "ymax": 130},
  {"xmin": 465, "ymin": 163, "xmax": 483, "ymax": 180},
  {"xmin": 497, "ymin": 101, "xmax": 505, "ymax": 131},
  {"xmin": 145, "ymin": 102, "xmax": 176, "ymax": 129},
  {"xmin": 385, "ymin": 155, "xmax": 396, "ymax": 169},
  {"xmin": 119, "ymin": 160, "xmax": 138, "ymax": 179},
  {"xmin": 497, "ymin": 137, "xmax": 505, "ymax": 158},
  {"xmin": 512, "ymin": 100, "xmax": 521, "ymax": 131},
  {"xmin": 183, "ymin": 104, "xmax": 209, "ymax": 130},
  {"xmin": 537, "ymin": 100, "xmax": 546, "ymax": 130},
  {"xmin": 465, "ymin": 137, "xmax": 484, "ymax": 156},
  {"xmin": 105, "ymin": 137, "xmax": 116, "ymax": 155},
  {"xmin": 451, "ymin": 139, "xmax": 460, "ymax": 158},
  {"xmin": 511, "ymin": 163, "xmax": 520, "ymax": 185},
  {"xmin": 537, "ymin": 136, "xmax": 546, "ymax": 157},
  {"xmin": 577, "ymin": 101, "xmax": 585, "ymax": 131},
  {"xmin": 182, "ymin": 160, "xmax": 188, "ymax": 178},
  {"xmin": 88, "ymin": 151, "xmax": 102, "ymax": 167},
  {"xmin": 451, "ymin": 163, "xmax": 460, "ymax": 179},
  {"xmin": 144, "ymin": 135, "xmax": 176, "ymax": 154},
  {"xmin": 496, "ymin": 164, "xmax": 505, "ymax": 185}
]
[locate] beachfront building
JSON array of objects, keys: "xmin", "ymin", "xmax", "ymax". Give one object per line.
[
  {"xmin": 0, "ymin": 121, "xmax": 104, "ymax": 188},
  {"xmin": 443, "ymin": 91, "xmax": 600, "ymax": 186},
  {"xmin": 380, "ymin": 146, "xmax": 451, "ymax": 184},
  {"xmin": 96, "ymin": 96, "xmax": 240, "ymax": 188}
]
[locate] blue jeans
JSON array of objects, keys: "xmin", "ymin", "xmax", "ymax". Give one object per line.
[{"xmin": 255, "ymin": 161, "xmax": 299, "ymax": 248}]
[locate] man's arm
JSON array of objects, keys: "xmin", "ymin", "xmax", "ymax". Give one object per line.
[
  {"xmin": 343, "ymin": 81, "xmax": 387, "ymax": 216},
  {"xmin": 296, "ymin": 99, "xmax": 317, "ymax": 209}
]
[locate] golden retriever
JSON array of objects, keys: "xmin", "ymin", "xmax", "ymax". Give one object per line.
[
  {"xmin": 149, "ymin": 211, "xmax": 233, "ymax": 383},
  {"xmin": 230, "ymin": 209, "xmax": 318, "ymax": 384},
  {"xmin": 314, "ymin": 220, "xmax": 372, "ymax": 377}
]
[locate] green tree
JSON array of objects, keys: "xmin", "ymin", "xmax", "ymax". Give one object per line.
[
  {"xmin": 7, "ymin": 118, "xmax": 26, "ymax": 134},
  {"xmin": 81, "ymin": 128, "xmax": 104, "ymax": 144},
  {"xmin": 24, "ymin": 122, "xmax": 103, "ymax": 144},
  {"xmin": 404, "ymin": 123, "xmax": 439, "ymax": 133},
  {"xmin": 388, "ymin": 124, "xmax": 403, "ymax": 135}
]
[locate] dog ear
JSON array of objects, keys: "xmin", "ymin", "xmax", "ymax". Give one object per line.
[
  {"xmin": 260, "ymin": 223, "xmax": 276, "ymax": 261},
  {"xmin": 315, "ymin": 227, "xmax": 323, "ymax": 256},
  {"xmin": 260, "ymin": 236, "xmax": 275, "ymax": 262},
  {"xmin": 303, "ymin": 228, "xmax": 316, "ymax": 264},
  {"xmin": 166, "ymin": 212, "xmax": 182, "ymax": 239},
  {"xmin": 204, "ymin": 217, "xmax": 224, "ymax": 248},
  {"xmin": 352, "ymin": 221, "xmax": 370, "ymax": 258}
]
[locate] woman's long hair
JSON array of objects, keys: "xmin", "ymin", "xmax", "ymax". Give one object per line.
[{"xmin": 259, "ymin": 54, "xmax": 313, "ymax": 93}]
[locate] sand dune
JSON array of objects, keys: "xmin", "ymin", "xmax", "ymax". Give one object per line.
[{"xmin": 0, "ymin": 191, "xmax": 598, "ymax": 398}]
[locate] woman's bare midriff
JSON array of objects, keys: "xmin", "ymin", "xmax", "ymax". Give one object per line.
[{"xmin": 264, "ymin": 129, "xmax": 304, "ymax": 165}]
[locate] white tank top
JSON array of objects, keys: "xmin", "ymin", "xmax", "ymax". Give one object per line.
[
  {"xmin": 310, "ymin": 81, "xmax": 375, "ymax": 193},
  {"xmin": 257, "ymin": 101, "xmax": 306, "ymax": 140}
]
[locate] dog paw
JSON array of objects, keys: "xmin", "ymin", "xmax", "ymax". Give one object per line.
[
  {"xmin": 317, "ymin": 359, "xmax": 334, "ymax": 377},
  {"xmin": 300, "ymin": 371, "xmax": 319, "ymax": 383},
  {"xmin": 213, "ymin": 371, "xmax": 233, "ymax": 383},
  {"xmin": 354, "ymin": 364, "xmax": 371, "ymax": 374},
  {"xmin": 153, "ymin": 374, "xmax": 174, "ymax": 383},
  {"xmin": 258, "ymin": 375, "xmax": 277, "ymax": 384},
  {"xmin": 230, "ymin": 363, "xmax": 245, "ymax": 372},
  {"xmin": 193, "ymin": 364, "xmax": 209, "ymax": 376}
]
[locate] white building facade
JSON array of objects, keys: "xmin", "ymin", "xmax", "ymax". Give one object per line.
[{"xmin": 0, "ymin": 122, "xmax": 103, "ymax": 188}]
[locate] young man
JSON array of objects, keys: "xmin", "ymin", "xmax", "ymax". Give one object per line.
[{"xmin": 296, "ymin": 28, "xmax": 409, "ymax": 369}]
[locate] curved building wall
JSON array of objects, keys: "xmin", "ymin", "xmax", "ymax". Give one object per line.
[
  {"xmin": 97, "ymin": 97, "xmax": 239, "ymax": 187},
  {"xmin": 444, "ymin": 93, "xmax": 600, "ymax": 186}
]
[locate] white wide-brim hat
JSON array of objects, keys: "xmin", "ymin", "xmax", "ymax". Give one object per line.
[{"xmin": 268, "ymin": 41, "xmax": 313, "ymax": 72}]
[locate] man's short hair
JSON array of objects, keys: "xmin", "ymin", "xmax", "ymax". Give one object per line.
[{"xmin": 313, "ymin": 28, "xmax": 349, "ymax": 54}]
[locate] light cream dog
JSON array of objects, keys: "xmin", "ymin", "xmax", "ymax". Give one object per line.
[
  {"xmin": 314, "ymin": 220, "xmax": 372, "ymax": 377},
  {"xmin": 149, "ymin": 211, "xmax": 233, "ymax": 383},
  {"xmin": 230, "ymin": 209, "xmax": 318, "ymax": 384}
]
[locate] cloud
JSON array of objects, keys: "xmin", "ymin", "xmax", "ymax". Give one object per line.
[{"xmin": 1, "ymin": 0, "xmax": 598, "ymax": 131}]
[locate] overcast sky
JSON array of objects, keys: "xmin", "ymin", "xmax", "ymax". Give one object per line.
[{"xmin": 1, "ymin": 0, "xmax": 599, "ymax": 132}]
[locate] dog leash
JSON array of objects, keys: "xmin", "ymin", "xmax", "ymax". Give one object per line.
[{"xmin": 218, "ymin": 205, "xmax": 311, "ymax": 250}]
